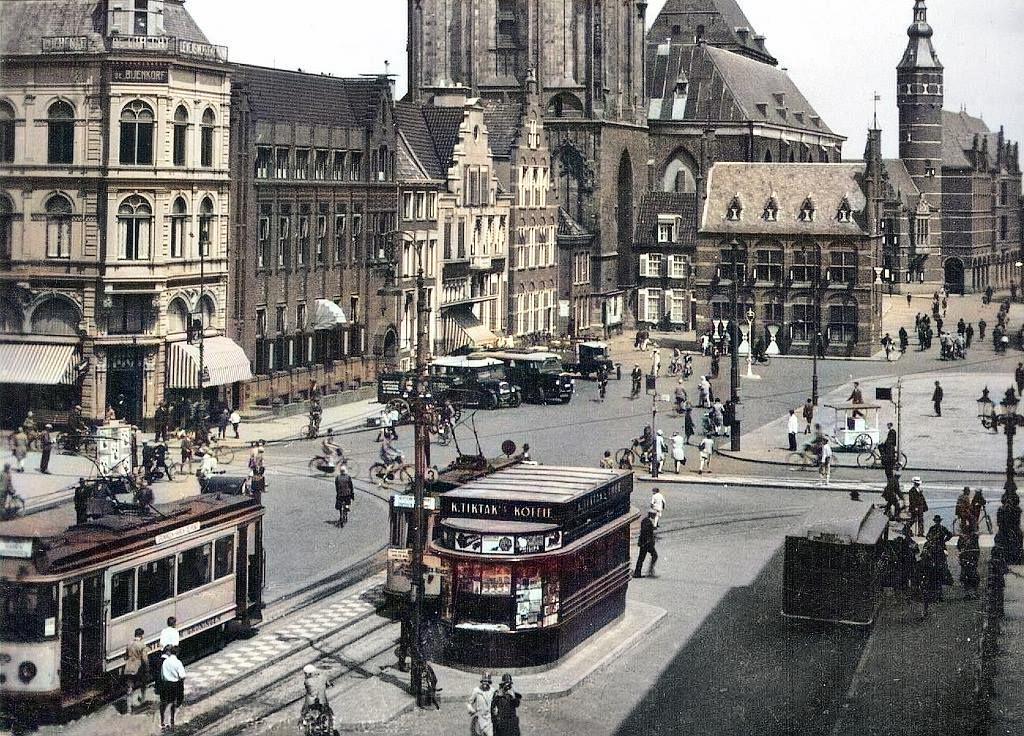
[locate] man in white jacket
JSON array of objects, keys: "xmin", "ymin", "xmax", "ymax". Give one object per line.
[
  {"xmin": 787, "ymin": 409, "xmax": 800, "ymax": 451},
  {"xmin": 467, "ymin": 673, "xmax": 495, "ymax": 736}
]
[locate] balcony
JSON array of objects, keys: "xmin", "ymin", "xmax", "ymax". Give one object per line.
[{"xmin": 469, "ymin": 255, "xmax": 493, "ymax": 271}]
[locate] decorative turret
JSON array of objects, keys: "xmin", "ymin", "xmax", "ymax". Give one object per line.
[{"xmin": 896, "ymin": 0, "xmax": 942, "ymax": 255}]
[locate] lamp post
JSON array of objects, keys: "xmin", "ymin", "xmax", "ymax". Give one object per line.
[
  {"xmin": 727, "ymin": 239, "xmax": 741, "ymax": 406},
  {"xmin": 977, "ymin": 386, "xmax": 1024, "ymax": 564}
]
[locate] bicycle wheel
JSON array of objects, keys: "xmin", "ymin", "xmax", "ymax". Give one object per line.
[
  {"xmin": 895, "ymin": 452, "xmax": 909, "ymax": 471},
  {"xmin": 856, "ymin": 451, "xmax": 877, "ymax": 469},
  {"xmin": 308, "ymin": 456, "xmax": 329, "ymax": 473},
  {"xmin": 369, "ymin": 463, "xmax": 386, "ymax": 486},
  {"xmin": 166, "ymin": 462, "xmax": 180, "ymax": 481},
  {"xmin": 215, "ymin": 446, "xmax": 235, "ymax": 465},
  {"xmin": 397, "ymin": 465, "xmax": 414, "ymax": 486},
  {"xmin": 614, "ymin": 448, "xmax": 638, "ymax": 468}
]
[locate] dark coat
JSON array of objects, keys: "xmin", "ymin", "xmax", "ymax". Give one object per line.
[
  {"xmin": 639, "ymin": 517, "xmax": 656, "ymax": 549},
  {"xmin": 334, "ymin": 474, "xmax": 354, "ymax": 509},
  {"xmin": 490, "ymin": 689, "xmax": 522, "ymax": 736},
  {"xmin": 932, "ymin": 386, "xmax": 944, "ymax": 402}
]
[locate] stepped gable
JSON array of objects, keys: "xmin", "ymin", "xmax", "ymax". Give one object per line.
[{"xmin": 635, "ymin": 192, "xmax": 698, "ymax": 248}]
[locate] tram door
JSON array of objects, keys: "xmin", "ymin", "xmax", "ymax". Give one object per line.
[
  {"xmin": 60, "ymin": 581, "xmax": 81, "ymax": 693},
  {"xmin": 59, "ymin": 575, "xmax": 106, "ymax": 695},
  {"xmin": 80, "ymin": 575, "xmax": 105, "ymax": 685}
]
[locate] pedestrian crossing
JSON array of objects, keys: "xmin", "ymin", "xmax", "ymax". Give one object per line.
[{"xmin": 184, "ymin": 585, "xmax": 385, "ymax": 697}]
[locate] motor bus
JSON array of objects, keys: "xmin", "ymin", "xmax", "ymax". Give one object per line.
[
  {"xmin": 782, "ymin": 497, "xmax": 888, "ymax": 626},
  {"xmin": 385, "ymin": 455, "xmax": 523, "ymax": 599},
  {"xmin": 0, "ymin": 484, "xmax": 264, "ymax": 718}
]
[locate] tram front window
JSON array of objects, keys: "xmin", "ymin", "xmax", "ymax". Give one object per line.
[{"xmin": 0, "ymin": 582, "xmax": 57, "ymax": 641}]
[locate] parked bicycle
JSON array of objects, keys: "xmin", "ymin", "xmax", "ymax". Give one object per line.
[{"xmin": 856, "ymin": 446, "xmax": 909, "ymax": 471}]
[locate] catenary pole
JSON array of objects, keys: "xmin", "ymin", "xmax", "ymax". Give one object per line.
[{"xmin": 410, "ymin": 262, "xmax": 430, "ymax": 706}]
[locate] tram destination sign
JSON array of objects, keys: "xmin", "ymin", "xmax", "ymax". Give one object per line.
[
  {"xmin": 155, "ymin": 521, "xmax": 201, "ymax": 546},
  {"xmin": 441, "ymin": 477, "xmax": 630, "ymax": 524},
  {"xmin": 0, "ymin": 538, "xmax": 34, "ymax": 559}
]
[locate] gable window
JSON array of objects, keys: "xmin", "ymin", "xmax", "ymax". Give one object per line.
[
  {"xmin": 277, "ymin": 207, "xmax": 291, "ymax": 267},
  {"xmin": 173, "ymin": 106, "xmax": 188, "ymax": 166},
  {"xmin": 334, "ymin": 206, "xmax": 347, "ymax": 263},
  {"xmin": 198, "ymin": 197, "xmax": 214, "ymax": 257},
  {"xmin": 47, "ymin": 101, "xmax": 75, "ymax": 164},
  {"xmin": 45, "ymin": 194, "xmax": 73, "ymax": 259},
  {"xmin": 349, "ymin": 152, "xmax": 362, "ymax": 181},
  {"xmin": 762, "ymin": 198, "xmax": 778, "ymax": 222},
  {"xmin": 275, "ymin": 148, "xmax": 289, "ymax": 178},
  {"xmin": 170, "ymin": 197, "xmax": 188, "ymax": 258},
  {"xmin": 669, "ymin": 254, "xmax": 687, "ymax": 279},
  {"xmin": 798, "ymin": 197, "xmax": 815, "ymax": 223},
  {"xmin": 0, "ymin": 101, "xmax": 14, "ymax": 163},
  {"xmin": 836, "ymin": 198, "xmax": 853, "ymax": 223},
  {"xmin": 119, "ymin": 100, "xmax": 154, "ymax": 165},
  {"xmin": 200, "ymin": 109, "xmax": 215, "ymax": 167},
  {"xmin": 726, "ymin": 196, "xmax": 742, "ymax": 222},
  {"xmin": 755, "ymin": 249, "xmax": 783, "ymax": 283},
  {"xmin": 828, "ymin": 251, "xmax": 857, "ymax": 284},
  {"xmin": 117, "ymin": 195, "xmax": 152, "ymax": 260},
  {"xmin": 657, "ymin": 221, "xmax": 675, "ymax": 243}
]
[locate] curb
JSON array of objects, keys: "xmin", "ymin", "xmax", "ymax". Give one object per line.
[
  {"xmin": 713, "ymin": 448, "xmax": 1004, "ymax": 476},
  {"xmin": 635, "ymin": 473, "xmax": 972, "ymax": 495}
]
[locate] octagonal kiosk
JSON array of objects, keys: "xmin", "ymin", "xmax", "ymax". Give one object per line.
[{"xmin": 431, "ymin": 465, "xmax": 636, "ymax": 668}]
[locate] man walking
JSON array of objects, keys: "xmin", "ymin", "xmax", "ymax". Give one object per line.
[
  {"xmin": 818, "ymin": 442, "xmax": 833, "ymax": 486},
  {"xmin": 229, "ymin": 408, "xmax": 241, "ymax": 439},
  {"xmin": 467, "ymin": 673, "xmax": 495, "ymax": 736},
  {"xmin": 651, "ymin": 348, "xmax": 662, "ymax": 377},
  {"xmin": 908, "ymin": 477, "xmax": 928, "ymax": 536},
  {"xmin": 698, "ymin": 435, "xmax": 714, "ymax": 474},
  {"xmin": 1016, "ymin": 363, "xmax": 1024, "ymax": 396},
  {"xmin": 787, "ymin": 409, "xmax": 799, "ymax": 452},
  {"xmin": 649, "ymin": 487, "xmax": 666, "ymax": 528},
  {"xmin": 652, "ymin": 430, "xmax": 666, "ymax": 477},
  {"xmin": 490, "ymin": 673, "xmax": 522, "ymax": 736},
  {"xmin": 159, "ymin": 646, "xmax": 187, "ymax": 730},
  {"xmin": 123, "ymin": 627, "xmax": 148, "ymax": 714},
  {"xmin": 11, "ymin": 426, "xmax": 28, "ymax": 472},
  {"xmin": 848, "ymin": 382, "xmax": 863, "ymax": 404},
  {"xmin": 670, "ymin": 431, "xmax": 686, "ymax": 473},
  {"xmin": 932, "ymin": 380, "xmax": 943, "ymax": 417},
  {"xmin": 334, "ymin": 466, "xmax": 354, "ymax": 526},
  {"xmin": 633, "ymin": 511, "xmax": 658, "ymax": 578},
  {"xmin": 802, "ymin": 398, "xmax": 814, "ymax": 434},
  {"xmin": 38, "ymin": 423, "xmax": 53, "ymax": 474}
]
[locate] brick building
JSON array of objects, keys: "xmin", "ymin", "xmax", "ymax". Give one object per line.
[
  {"xmin": 0, "ymin": 0, "xmax": 243, "ymax": 427},
  {"xmin": 227, "ymin": 66, "xmax": 397, "ymax": 408},
  {"xmin": 406, "ymin": 0, "xmax": 649, "ymax": 335},
  {"xmin": 698, "ymin": 160, "xmax": 883, "ymax": 357}
]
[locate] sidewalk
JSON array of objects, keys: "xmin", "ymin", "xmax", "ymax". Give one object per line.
[
  {"xmin": 988, "ymin": 562, "xmax": 1024, "ymax": 735},
  {"xmin": 0, "ymin": 446, "xmax": 100, "ymax": 510},
  {"xmin": 198, "ymin": 397, "xmax": 381, "ymax": 447}
]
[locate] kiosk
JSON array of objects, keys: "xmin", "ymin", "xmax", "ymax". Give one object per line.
[{"xmin": 431, "ymin": 465, "xmax": 636, "ymax": 667}]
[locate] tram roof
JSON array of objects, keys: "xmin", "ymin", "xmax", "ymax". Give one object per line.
[
  {"xmin": 794, "ymin": 497, "xmax": 888, "ymax": 546},
  {"xmin": 0, "ymin": 490, "xmax": 261, "ymax": 579},
  {"xmin": 441, "ymin": 465, "xmax": 631, "ymax": 505}
]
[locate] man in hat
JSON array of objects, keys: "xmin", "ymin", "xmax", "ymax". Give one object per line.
[
  {"xmin": 334, "ymin": 466, "xmax": 354, "ymax": 527},
  {"xmin": 633, "ymin": 510, "xmax": 658, "ymax": 578},
  {"xmin": 881, "ymin": 474, "xmax": 903, "ymax": 519},
  {"xmin": 652, "ymin": 429, "xmax": 666, "ymax": 477},
  {"xmin": 38, "ymin": 423, "xmax": 54, "ymax": 474},
  {"xmin": 301, "ymin": 663, "xmax": 330, "ymax": 721},
  {"xmin": 908, "ymin": 478, "xmax": 928, "ymax": 536},
  {"xmin": 649, "ymin": 487, "xmax": 666, "ymax": 528},
  {"xmin": 932, "ymin": 380, "xmax": 944, "ymax": 417},
  {"xmin": 490, "ymin": 673, "xmax": 522, "ymax": 736},
  {"xmin": 467, "ymin": 672, "xmax": 495, "ymax": 736}
]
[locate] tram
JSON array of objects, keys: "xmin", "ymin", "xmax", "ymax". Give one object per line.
[
  {"xmin": 0, "ymin": 485, "xmax": 264, "ymax": 717},
  {"xmin": 386, "ymin": 454, "xmax": 522, "ymax": 599}
]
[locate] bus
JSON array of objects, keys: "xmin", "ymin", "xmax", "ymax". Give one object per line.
[
  {"xmin": 782, "ymin": 497, "xmax": 889, "ymax": 626},
  {"xmin": 0, "ymin": 484, "xmax": 264, "ymax": 718},
  {"xmin": 386, "ymin": 455, "xmax": 523, "ymax": 599}
]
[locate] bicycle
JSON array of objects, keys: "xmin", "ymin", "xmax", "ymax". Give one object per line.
[
  {"xmin": 308, "ymin": 454, "xmax": 358, "ymax": 476},
  {"xmin": 206, "ymin": 440, "xmax": 235, "ymax": 466},
  {"xmin": 2, "ymin": 490, "xmax": 26, "ymax": 519},
  {"xmin": 299, "ymin": 702, "xmax": 334, "ymax": 736},
  {"xmin": 368, "ymin": 462, "xmax": 437, "ymax": 487},
  {"xmin": 856, "ymin": 447, "xmax": 909, "ymax": 471},
  {"xmin": 786, "ymin": 446, "xmax": 821, "ymax": 469},
  {"xmin": 615, "ymin": 442, "xmax": 650, "ymax": 470}
]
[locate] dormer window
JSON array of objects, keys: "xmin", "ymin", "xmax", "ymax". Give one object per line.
[
  {"xmin": 798, "ymin": 197, "xmax": 815, "ymax": 222},
  {"xmin": 726, "ymin": 195, "xmax": 743, "ymax": 221},
  {"xmin": 837, "ymin": 197, "xmax": 853, "ymax": 223},
  {"xmin": 674, "ymin": 77, "xmax": 688, "ymax": 96},
  {"xmin": 925, "ymin": 160, "xmax": 936, "ymax": 177},
  {"xmin": 762, "ymin": 196, "xmax": 778, "ymax": 222}
]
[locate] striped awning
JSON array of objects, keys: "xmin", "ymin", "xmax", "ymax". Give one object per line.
[
  {"xmin": 166, "ymin": 336, "xmax": 253, "ymax": 389},
  {"xmin": 448, "ymin": 305, "xmax": 499, "ymax": 347},
  {"xmin": 0, "ymin": 343, "xmax": 80, "ymax": 385}
]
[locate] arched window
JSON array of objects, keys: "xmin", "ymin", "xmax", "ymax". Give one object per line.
[
  {"xmin": 0, "ymin": 101, "xmax": 14, "ymax": 163},
  {"xmin": 173, "ymin": 105, "xmax": 188, "ymax": 166},
  {"xmin": 170, "ymin": 196, "xmax": 188, "ymax": 258},
  {"xmin": 198, "ymin": 293, "xmax": 215, "ymax": 328},
  {"xmin": 167, "ymin": 298, "xmax": 189, "ymax": 333},
  {"xmin": 200, "ymin": 108, "xmax": 215, "ymax": 168},
  {"xmin": 119, "ymin": 100, "xmax": 154, "ymax": 165},
  {"xmin": 45, "ymin": 194, "xmax": 72, "ymax": 259},
  {"xmin": 47, "ymin": 100, "xmax": 74, "ymax": 164},
  {"xmin": 0, "ymin": 194, "xmax": 12, "ymax": 261},
  {"xmin": 198, "ymin": 197, "xmax": 214, "ymax": 256},
  {"xmin": 117, "ymin": 195, "xmax": 152, "ymax": 260},
  {"xmin": 30, "ymin": 297, "xmax": 80, "ymax": 336},
  {"xmin": 662, "ymin": 154, "xmax": 697, "ymax": 193}
]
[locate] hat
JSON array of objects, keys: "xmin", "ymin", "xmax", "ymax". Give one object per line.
[
  {"xmin": 44, "ymin": 423, "xmax": 53, "ymax": 429},
  {"xmin": 656, "ymin": 429, "xmax": 664, "ymax": 435},
  {"xmin": 933, "ymin": 515, "xmax": 943, "ymax": 523},
  {"xmin": 501, "ymin": 673, "xmax": 513, "ymax": 685},
  {"xmin": 911, "ymin": 476, "xmax": 921, "ymax": 484},
  {"xmin": 303, "ymin": 664, "xmax": 317, "ymax": 675},
  {"xmin": 480, "ymin": 672, "xmax": 492, "ymax": 684}
]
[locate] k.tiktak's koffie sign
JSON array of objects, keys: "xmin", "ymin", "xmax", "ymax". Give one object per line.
[{"xmin": 441, "ymin": 477, "xmax": 629, "ymax": 525}]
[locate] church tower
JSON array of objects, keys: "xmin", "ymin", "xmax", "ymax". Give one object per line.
[{"xmin": 896, "ymin": 0, "xmax": 943, "ymax": 273}]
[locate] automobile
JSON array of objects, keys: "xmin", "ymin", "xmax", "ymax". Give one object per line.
[
  {"xmin": 559, "ymin": 341, "xmax": 620, "ymax": 380},
  {"xmin": 474, "ymin": 350, "xmax": 574, "ymax": 404},
  {"xmin": 377, "ymin": 357, "xmax": 522, "ymax": 411}
]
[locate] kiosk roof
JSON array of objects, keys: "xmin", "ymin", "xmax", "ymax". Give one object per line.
[
  {"xmin": 796, "ymin": 497, "xmax": 888, "ymax": 546},
  {"xmin": 442, "ymin": 465, "xmax": 629, "ymax": 505}
]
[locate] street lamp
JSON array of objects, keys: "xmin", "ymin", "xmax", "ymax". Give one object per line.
[{"xmin": 977, "ymin": 386, "xmax": 1024, "ymax": 564}]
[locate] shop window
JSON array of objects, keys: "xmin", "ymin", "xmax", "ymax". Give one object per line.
[
  {"xmin": 214, "ymin": 536, "xmax": 234, "ymax": 579},
  {"xmin": 119, "ymin": 100, "xmax": 154, "ymax": 165},
  {"xmin": 177, "ymin": 543, "xmax": 212, "ymax": 593},
  {"xmin": 110, "ymin": 569, "xmax": 136, "ymax": 619},
  {"xmin": 47, "ymin": 100, "xmax": 75, "ymax": 164},
  {"xmin": 137, "ymin": 555, "xmax": 175, "ymax": 609},
  {"xmin": 455, "ymin": 562, "xmax": 513, "ymax": 627}
]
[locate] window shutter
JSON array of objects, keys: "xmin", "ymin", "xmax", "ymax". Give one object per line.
[
  {"xmin": 637, "ymin": 289, "xmax": 648, "ymax": 322},
  {"xmin": 639, "ymin": 253, "xmax": 649, "ymax": 278}
]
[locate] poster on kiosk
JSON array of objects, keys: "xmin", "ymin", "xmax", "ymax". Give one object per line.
[{"xmin": 94, "ymin": 421, "xmax": 133, "ymax": 475}]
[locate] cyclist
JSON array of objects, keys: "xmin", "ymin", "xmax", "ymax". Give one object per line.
[
  {"xmin": 196, "ymin": 448, "xmax": 218, "ymax": 489},
  {"xmin": 308, "ymin": 398, "xmax": 323, "ymax": 438},
  {"xmin": 682, "ymin": 354, "xmax": 693, "ymax": 380},
  {"xmin": 379, "ymin": 437, "xmax": 405, "ymax": 476},
  {"xmin": 321, "ymin": 429, "xmax": 341, "ymax": 470}
]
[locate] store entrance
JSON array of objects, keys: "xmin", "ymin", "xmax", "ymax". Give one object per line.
[{"xmin": 106, "ymin": 347, "xmax": 144, "ymax": 423}]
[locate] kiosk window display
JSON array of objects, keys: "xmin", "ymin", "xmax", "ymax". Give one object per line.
[{"xmin": 431, "ymin": 465, "xmax": 636, "ymax": 667}]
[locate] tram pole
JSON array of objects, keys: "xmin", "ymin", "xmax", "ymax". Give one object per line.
[{"xmin": 410, "ymin": 264, "xmax": 430, "ymax": 707}]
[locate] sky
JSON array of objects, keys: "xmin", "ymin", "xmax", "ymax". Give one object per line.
[{"xmin": 188, "ymin": 0, "xmax": 1024, "ymax": 158}]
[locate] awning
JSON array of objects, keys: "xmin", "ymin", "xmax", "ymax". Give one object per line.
[
  {"xmin": 0, "ymin": 343, "xmax": 80, "ymax": 385},
  {"xmin": 309, "ymin": 299, "xmax": 348, "ymax": 330},
  {"xmin": 448, "ymin": 305, "xmax": 499, "ymax": 347},
  {"xmin": 166, "ymin": 336, "xmax": 253, "ymax": 389}
]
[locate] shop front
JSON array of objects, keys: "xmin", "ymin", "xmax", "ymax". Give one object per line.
[
  {"xmin": 165, "ymin": 335, "xmax": 254, "ymax": 418},
  {"xmin": 431, "ymin": 465, "xmax": 636, "ymax": 668},
  {"xmin": 0, "ymin": 341, "xmax": 84, "ymax": 428}
]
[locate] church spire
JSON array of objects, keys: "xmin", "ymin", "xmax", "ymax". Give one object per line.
[{"xmin": 898, "ymin": 0, "xmax": 942, "ymax": 69}]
